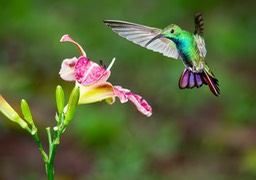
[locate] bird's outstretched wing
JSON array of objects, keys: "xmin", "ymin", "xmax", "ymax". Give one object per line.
[
  {"xmin": 194, "ymin": 12, "xmax": 204, "ymax": 37},
  {"xmin": 194, "ymin": 12, "xmax": 207, "ymax": 57},
  {"xmin": 104, "ymin": 20, "xmax": 179, "ymax": 59}
]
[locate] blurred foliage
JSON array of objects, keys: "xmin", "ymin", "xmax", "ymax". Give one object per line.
[{"xmin": 0, "ymin": 0, "xmax": 256, "ymax": 179}]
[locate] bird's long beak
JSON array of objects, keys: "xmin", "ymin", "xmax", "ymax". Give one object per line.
[{"xmin": 145, "ymin": 34, "xmax": 164, "ymax": 47}]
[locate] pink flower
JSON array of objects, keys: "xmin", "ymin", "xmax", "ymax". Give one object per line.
[{"xmin": 59, "ymin": 35, "xmax": 152, "ymax": 117}]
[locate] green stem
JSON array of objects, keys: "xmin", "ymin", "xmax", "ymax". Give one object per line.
[
  {"xmin": 32, "ymin": 133, "xmax": 48, "ymax": 162},
  {"xmin": 46, "ymin": 127, "xmax": 55, "ymax": 180},
  {"xmin": 46, "ymin": 147, "xmax": 56, "ymax": 180},
  {"xmin": 45, "ymin": 116, "xmax": 66, "ymax": 180}
]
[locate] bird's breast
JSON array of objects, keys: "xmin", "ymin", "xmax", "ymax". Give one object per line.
[{"xmin": 178, "ymin": 47, "xmax": 204, "ymax": 73}]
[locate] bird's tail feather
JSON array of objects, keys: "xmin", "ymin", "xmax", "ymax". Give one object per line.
[{"xmin": 179, "ymin": 69, "xmax": 220, "ymax": 96}]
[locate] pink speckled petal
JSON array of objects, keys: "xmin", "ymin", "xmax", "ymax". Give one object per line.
[
  {"xmin": 114, "ymin": 86, "xmax": 152, "ymax": 117},
  {"xmin": 113, "ymin": 86, "xmax": 129, "ymax": 103},
  {"xmin": 59, "ymin": 57, "xmax": 77, "ymax": 81},
  {"xmin": 127, "ymin": 92, "xmax": 152, "ymax": 117},
  {"xmin": 75, "ymin": 56, "xmax": 110, "ymax": 86},
  {"xmin": 60, "ymin": 34, "xmax": 86, "ymax": 57}
]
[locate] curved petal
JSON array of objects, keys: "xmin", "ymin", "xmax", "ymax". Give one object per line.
[
  {"xmin": 114, "ymin": 86, "xmax": 152, "ymax": 117},
  {"xmin": 59, "ymin": 57, "xmax": 77, "ymax": 81},
  {"xmin": 75, "ymin": 56, "xmax": 110, "ymax": 86},
  {"xmin": 113, "ymin": 86, "xmax": 129, "ymax": 103},
  {"xmin": 60, "ymin": 34, "xmax": 87, "ymax": 57},
  {"xmin": 127, "ymin": 93, "xmax": 152, "ymax": 117},
  {"xmin": 78, "ymin": 82, "xmax": 115, "ymax": 104}
]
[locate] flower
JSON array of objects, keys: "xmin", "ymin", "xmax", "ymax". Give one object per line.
[{"xmin": 59, "ymin": 35, "xmax": 152, "ymax": 117}]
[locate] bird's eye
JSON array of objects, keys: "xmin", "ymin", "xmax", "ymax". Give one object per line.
[{"xmin": 170, "ymin": 29, "xmax": 175, "ymax": 34}]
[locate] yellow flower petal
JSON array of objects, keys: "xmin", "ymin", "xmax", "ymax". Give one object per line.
[{"xmin": 78, "ymin": 82, "xmax": 115, "ymax": 104}]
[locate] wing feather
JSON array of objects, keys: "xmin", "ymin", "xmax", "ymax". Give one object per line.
[
  {"xmin": 194, "ymin": 33, "xmax": 207, "ymax": 57},
  {"xmin": 104, "ymin": 20, "xmax": 179, "ymax": 59},
  {"xmin": 194, "ymin": 12, "xmax": 204, "ymax": 37},
  {"xmin": 193, "ymin": 12, "xmax": 207, "ymax": 57}
]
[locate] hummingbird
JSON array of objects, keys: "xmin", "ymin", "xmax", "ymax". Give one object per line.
[{"xmin": 103, "ymin": 12, "xmax": 220, "ymax": 96}]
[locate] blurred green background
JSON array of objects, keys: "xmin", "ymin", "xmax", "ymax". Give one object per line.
[{"xmin": 0, "ymin": 0, "xmax": 256, "ymax": 179}]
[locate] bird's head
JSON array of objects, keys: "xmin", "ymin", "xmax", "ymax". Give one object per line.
[
  {"xmin": 145, "ymin": 24, "xmax": 182, "ymax": 47},
  {"xmin": 162, "ymin": 24, "xmax": 182, "ymax": 39}
]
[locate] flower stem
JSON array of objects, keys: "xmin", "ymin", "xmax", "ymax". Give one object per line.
[
  {"xmin": 46, "ymin": 127, "xmax": 55, "ymax": 180},
  {"xmin": 46, "ymin": 144, "xmax": 56, "ymax": 180},
  {"xmin": 32, "ymin": 133, "xmax": 48, "ymax": 162},
  {"xmin": 45, "ymin": 114, "xmax": 66, "ymax": 180}
]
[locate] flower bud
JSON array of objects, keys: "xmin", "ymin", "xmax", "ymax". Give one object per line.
[
  {"xmin": 21, "ymin": 99, "xmax": 34, "ymax": 125},
  {"xmin": 56, "ymin": 85, "xmax": 65, "ymax": 114},
  {"xmin": 0, "ymin": 95, "xmax": 29, "ymax": 130},
  {"xmin": 64, "ymin": 86, "xmax": 80, "ymax": 125}
]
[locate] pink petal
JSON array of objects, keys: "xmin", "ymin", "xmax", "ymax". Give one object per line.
[
  {"xmin": 127, "ymin": 93, "xmax": 152, "ymax": 117},
  {"xmin": 75, "ymin": 56, "xmax": 110, "ymax": 86},
  {"xmin": 59, "ymin": 57, "xmax": 77, "ymax": 81},
  {"xmin": 113, "ymin": 86, "xmax": 129, "ymax": 103},
  {"xmin": 114, "ymin": 86, "xmax": 152, "ymax": 117},
  {"xmin": 60, "ymin": 34, "xmax": 87, "ymax": 57}
]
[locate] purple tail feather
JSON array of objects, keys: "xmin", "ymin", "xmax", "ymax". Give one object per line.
[{"xmin": 179, "ymin": 69, "xmax": 220, "ymax": 96}]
